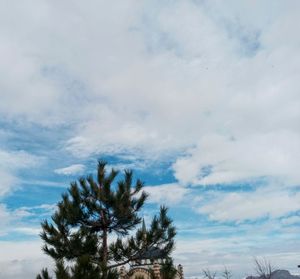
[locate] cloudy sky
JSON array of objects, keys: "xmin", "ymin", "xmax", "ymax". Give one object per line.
[{"xmin": 1, "ymin": 1, "xmax": 300, "ymax": 278}]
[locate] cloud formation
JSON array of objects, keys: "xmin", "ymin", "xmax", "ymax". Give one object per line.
[
  {"xmin": 0, "ymin": 240, "xmax": 51, "ymax": 279},
  {"xmin": 0, "ymin": 149, "xmax": 40, "ymax": 196},
  {"xmin": 0, "ymin": 0, "xmax": 300, "ymax": 278},
  {"xmin": 198, "ymin": 187, "xmax": 300, "ymax": 223},
  {"xmin": 173, "ymin": 131, "xmax": 300, "ymax": 186},
  {"xmin": 144, "ymin": 183, "xmax": 190, "ymax": 206},
  {"xmin": 54, "ymin": 164, "xmax": 85, "ymax": 175}
]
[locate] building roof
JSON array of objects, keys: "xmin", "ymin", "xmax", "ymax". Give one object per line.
[{"xmin": 135, "ymin": 246, "xmax": 165, "ymax": 260}]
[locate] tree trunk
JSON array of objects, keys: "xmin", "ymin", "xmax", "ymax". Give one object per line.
[{"xmin": 102, "ymin": 228, "xmax": 108, "ymax": 279}]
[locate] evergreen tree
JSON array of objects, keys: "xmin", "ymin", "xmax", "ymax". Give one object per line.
[
  {"xmin": 36, "ymin": 269, "xmax": 52, "ymax": 279},
  {"xmin": 37, "ymin": 161, "xmax": 176, "ymax": 279},
  {"xmin": 160, "ymin": 259, "xmax": 178, "ymax": 279}
]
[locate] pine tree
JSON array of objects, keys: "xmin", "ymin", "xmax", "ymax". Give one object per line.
[
  {"xmin": 159, "ymin": 259, "xmax": 178, "ymax": 279},
  {"xmin": 37, "ymin": 161, "xmax": 176, "ymax": 279}
]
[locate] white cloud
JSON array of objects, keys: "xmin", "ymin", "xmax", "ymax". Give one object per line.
[
  {"xmin": 0, "ymin": 0, "xmax": 299, "ymax": 169},
  {"xmin": 173, "ymin": 131, "xmax": 300, "ymax": 186},
  {"xmin": 12, "ymin": 227, "xmax": 41, "ymax": 236},
  {"xmin": 107, "ymin": 161, "xmax": 147, "ymax": 172},
  {"xmin": 0, "ymin": 204, "xmax": 12, "ymax": 234},
  {"xmin": 0, "ymin": 203, "xmax": 55, "ymax": 237},
  {"xmin": 144, "ymin": 183, "xmax": 190, "ymax": 205},
  {"xmin": 16, "ymin": 203, "xmax": 57, "ymax": 217},
  {"xmin": 0, "ymin": 240, "xmax": 52, "ymax": 279},
  {"xmin": 23, "ymin": 179, "xmax": 66, "ymax": 188},
  {"xmin": 0, "ymin": 149, "xmax": 40, "ymax": 196},
  {"xmin": 0, "ymin": 150, "xmax": 39, "ymax": 170},
  {"xmin": 54, "ymin": 164, "xmax": 85, "ymax": 175},
  {"xmin": 0, "ymin": 170, "xmax": 17, "ymax": 197},
  {"xmin": 197, "ymin": 188, "xmax": 300, "ymax": 223},
  {"xmin": 281, "ymin": 216, "xmax": 300, "ymax": 226}
]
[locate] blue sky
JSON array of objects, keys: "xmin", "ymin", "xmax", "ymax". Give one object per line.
[{"xmin": 1, "ymin": 1, "xmax": 300, "ymax": 278}]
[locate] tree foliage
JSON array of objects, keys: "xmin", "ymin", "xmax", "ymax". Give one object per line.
[
  {"xmin": 37, "ymin": 161, "xmax": 176, "ymax": 279},
  {"xmin": 159, "ymin": 259, "xmax": 178, "ymax": 279}
]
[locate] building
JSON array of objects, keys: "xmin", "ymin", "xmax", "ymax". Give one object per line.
[
  {"xmin": 118, "ymin": 220, "xmax": 184, "ymax": 279},
  {"xmin": 119, "ymin": 262, "xmax": 183, "ymax": 279}
]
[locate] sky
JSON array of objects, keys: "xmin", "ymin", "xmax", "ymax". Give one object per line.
[{"xmin": 0, "ymin": 1, "xmax": 300, "ymax": 278}]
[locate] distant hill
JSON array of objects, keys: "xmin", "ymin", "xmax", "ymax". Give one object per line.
[{"xmin": 246, "ymin": 270, "xmax": 300, "ymax": 279}]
